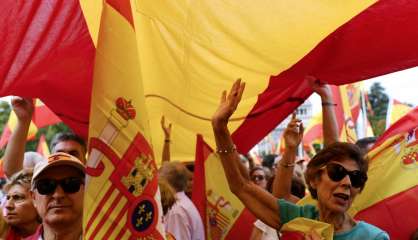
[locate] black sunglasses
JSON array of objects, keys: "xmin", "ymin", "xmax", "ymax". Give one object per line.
[
  {"xmin": 322, "ymin": 163, "xmax": 367, "ymax": 188},
  {"xmin": 34, "ymin": 177, "xmax": 84, "ymax": 195}
]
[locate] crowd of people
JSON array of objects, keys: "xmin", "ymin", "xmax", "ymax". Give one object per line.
[{"xmin": 0, "ymin": 77, "xmax": 415, "ymax": 240}]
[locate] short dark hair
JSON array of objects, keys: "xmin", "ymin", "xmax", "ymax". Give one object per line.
[
  {"xmin": 50, "ymin": 132, "xmax": 86, "ymax": 154},
  {"xmin": 305, "ymin": 142, "xmax": 368, "ymax": 199},
  {"xmin": 159, "ymin": 162, "xmax": 190, "ymax": 192}
]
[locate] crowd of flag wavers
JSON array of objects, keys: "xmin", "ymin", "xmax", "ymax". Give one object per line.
[{"xmin": 0, "ymin": 77, "xmax": 416, "ymax": 240}]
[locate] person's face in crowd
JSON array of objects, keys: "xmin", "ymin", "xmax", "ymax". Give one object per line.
[
  {"xmin": 312, "ymin": 158, "xmax": 362, "ymax": 214},
  {"xmin": 32, "ymin": 165, "xmax": 84, "ymax": 227},
  {"xmin": 4, "ymin": 184, "xmax": 38, "ymax": 227},
  {"xmin": 294, "ymin": 159, "xmax": 306, "ymax": 180},
  {"xmin": 250, "ymin": 169, "xmax": 267, "ymax": 189},
  {"xmin": 52, "ymin": 140, "xmax": 86, "ymax": 163}
]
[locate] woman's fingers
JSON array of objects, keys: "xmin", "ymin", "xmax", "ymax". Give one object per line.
[
  {"xmin": 228, "ymin": 78, "xmax": 241, "ymax": 99},
  {"xmin": 220, "ymin": 90, "xmax": 227, "ymax": 104},
  {"xmin": 236, "ymin": 81, "xmax": 245, "ymax": 103},
  {"xmin": 299, "ymin": 122, "xmax": 304, "ymax": 138}
]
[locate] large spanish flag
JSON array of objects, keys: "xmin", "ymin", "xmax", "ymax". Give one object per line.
[
  {"xmin": 2, "ymin": 1, "xmax": 418, "ymax": 238},
  {"xmin": 134, "ymin": 1, "xmax": 418, "ymax": 163},
  {"xmin": 1, "ymin": 1, "xmax": 418, "ymax": 162},
  {"xmin": 83, "ymin": 1, "xmax": 165, "ymax": 239}
]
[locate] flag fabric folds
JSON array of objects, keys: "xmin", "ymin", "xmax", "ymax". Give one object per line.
[
  {"xmin": 0, "ymin": 0, "xmax": 95, "ymax": 140},
  {"xmin": 351, "ymin": 107, "xmax": 418, "ymax": 239},
  {"xmin": 193, "ymin": 135, "xmax": 255, "ymax": 240},
  {"xmin": 1, "ymin": 1, "xmax": 418, "ymax": 238},
  {"xmin": 83, "ymin": 1, "xmax": 164, "ymax": 239},
  {"xmin": 126, "ymin": 0, "xmax": 418, "ymax": 162},
  {"xmin": 1, "ymin": 1, "xmax": 418, "ymax": 162}
]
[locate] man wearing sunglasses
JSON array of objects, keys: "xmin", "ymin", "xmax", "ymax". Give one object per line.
[{"xmin": 29, "ymin": 152, "xmax": 85, "ymax": 240}]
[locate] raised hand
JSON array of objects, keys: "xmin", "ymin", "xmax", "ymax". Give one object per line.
[
  {"xmin": 11, "ymin": 97, "xmax": 34, "ymax": 122},
  {"xmin": 161, "ymin": 115, "xmax": 172, "ymax": 140},
  {"xmin": 212, "ymin": 79, "xmax": 245, "ymax": 126},
  {"xmin": 284, "ymin": 113, "xmax": 304, "ymax": 150},
  {"xmin": 306, "ymin": 75, "xmax": 331, "ymax": 100}
]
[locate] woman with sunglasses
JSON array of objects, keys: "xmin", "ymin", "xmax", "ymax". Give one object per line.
[
  {"xmin": 212, "ymin": 79, "xmax": 389, "ymax": 239},
  {"xmin": 250, "ymin": 166, "xmax": 270, "ymax": 190},
  {"xmin": 1, "ymin": 169, "xmax": 40, "ymax": 239}
]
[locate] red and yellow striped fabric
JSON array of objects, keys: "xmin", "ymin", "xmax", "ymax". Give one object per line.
[
  {"xmin": 303, "ymin": 83, "xmax": 362, "ymax": 149},
  {"xmin": 352, "ymin": 107, "xmax": 418, "ymax": 239},
  {"xmin": 83, "ymin": 1, "xmax": 165, "ymax": 239},
  {"xmin": 192, "ymin": 135, "xmax": 255, "ymax": 240},
  {"xmin": 1, "ymin": 1, "xmax": 418, "ymax": 161},
  {"xmin": 1, "ymin": 1, "xmax": 418, "ymax": 239},
  {"xmin": 385, "ymin": 98, "xmax": 412, "ymax": 130}
]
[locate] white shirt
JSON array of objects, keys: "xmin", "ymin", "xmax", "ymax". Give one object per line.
[{"xmin": 165, "ymin": 191, "xmax": 205, "ymax": 240}]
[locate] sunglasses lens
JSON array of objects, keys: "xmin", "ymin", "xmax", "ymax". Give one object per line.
[
  {"xmin": 349, "ymin": 171, "xmax": 367, "ymax": 188},
  {"xmin": 326, "ymin": 163, "xmax": 367, "ymax": 188},
  {"xmin": 61, "ymin": 178, "xmax": 83, "ymax": 194},
  {"xmin": 326, "ymin": 164, "xmax": 346, "ymax": 182},
  {"xmin": 36, "ymin": 179, "xmax": 57, "ymax": 195}
]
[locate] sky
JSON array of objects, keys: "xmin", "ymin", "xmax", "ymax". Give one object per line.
[
  {"xmin": 310, "ymin": 66, "xmax": 418, "ymax": 114},
  {"xmin": 364, "ymin": 66, "xmax": 418, "ymax": 106}
]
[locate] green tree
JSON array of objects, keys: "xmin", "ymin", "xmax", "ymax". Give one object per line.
[
  {"xmin": 0, "ymin": 101, "xmax": 11, "ymax": 131},
  {"xmin": 0, "ymin": 101, "xmax": 11, "ymax": 157},
  {"xmin": 368, "ymin": 82, "xmax": 389, "ymax": 136},
  {"xmin": 25, "ymin": 122, "xmax": 71, "ymax": 152}
]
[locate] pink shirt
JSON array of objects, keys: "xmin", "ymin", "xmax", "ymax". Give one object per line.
[{"xmin": 165, "ymin": 192, "xmax": 205, "ymax": 240}]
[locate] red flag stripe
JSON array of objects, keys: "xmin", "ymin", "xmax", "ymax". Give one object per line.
[
  {"xmin": 106, "ymin": 0, "xmax": 134, "ymax": 27},
  {"xmin": 115, "ymin": 226, "xmax": 128, "ymax": 240},
  {"xmin": 372, "ymin": 107, "xmax": 418, "ymax": 149},
  {"xmin": 32, "ymin": 104, "xmax": 61, "ymax": 128},
  {"xmin": 88, "ymin": 191, "xmax": 125, "ymax": 240},
  {"xmin": 103, "ymin": 203, "xmax": 131, "ymax": 239},
  {"xmin": 232, "ymin": 0, "xmax": 418, "ymax": 153},
  {"xmin": 192, "ymin": 135, "xmax": 210, "ymax": 238},
  {"xmin": 0, "ymin": 1, "xmax": 95, "ymax": 140},
  {"xmin": 355, "ymin": 186, "xmax": 418, "ymax": 240},
  {"xmin": 225, "ymin": 208, "xmax": 256, "ymax": 240},
  {"xmin": 86, "ymin": 185, "xmax": 116, "ymax": 231}
]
